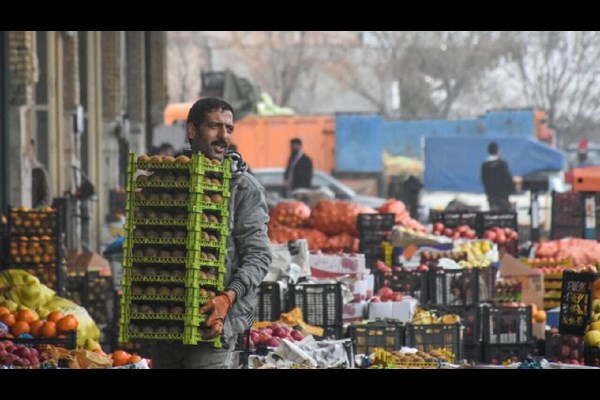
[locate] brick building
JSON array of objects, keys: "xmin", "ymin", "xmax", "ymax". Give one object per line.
[{"xmin": 0, "ymin": 31, "xmax": 168, "ymax": 251}]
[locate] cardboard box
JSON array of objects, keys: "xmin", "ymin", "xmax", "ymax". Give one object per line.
[
  {"xmin": 348, "ymin": 277, "xmax": 368, "ymax": 302},
  {"xmin": 368, "ymin": 298, "xmax": 418, "ymax": 322},
  {"xmin": 343, "ymin": 301, "xmax": 367, "ymax": 322},
  {"xmin": 499, "ymin": 253, "xmax": 544, "ymax": 310},
  {"xmin": 309, "ymin": 252, "xmax": 367, "ymax": 275},
  {"xmin": 309, "ymin": 267, "xmax": 370, "ymax": 280},
  {"xmin": 366, "ymin": 274, "xmax": 374, "ymax": 298}
]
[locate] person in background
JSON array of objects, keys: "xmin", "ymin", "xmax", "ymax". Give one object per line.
[
  {"xmin": 30, "ymin": 139, "xmax": 52, "ymax": 209},
  {"xmin": 403, "ymin": 175, "xmax": 423, "ymax": 220},
  {"xmin": 148, "ymin": 97, "xmax": 271, "ymax": 369},
  {"xmin": 158, "ymin": 142, "xmax": 175, "ymax": 156},
  {"xmin": 283, "ymin": 138, "xmax": 313, "ymax": 197},
  {"xmin": 481, "ymin": 142, "xmax": 515, "ymax": 212},
  {"xmin": 575, "ymin": 138, "xmax": 592, "ymax": 168}
]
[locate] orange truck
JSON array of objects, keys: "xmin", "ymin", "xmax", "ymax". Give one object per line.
[{"xmin": 163, "ymin": 103, "xmax": 336, "ymax": 173}]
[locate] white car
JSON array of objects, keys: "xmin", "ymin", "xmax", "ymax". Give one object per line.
[{"xmin": 252, "ymin": 168, "xmax": 386, "ymax": 209}]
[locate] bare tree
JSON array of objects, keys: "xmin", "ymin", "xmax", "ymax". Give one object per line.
[
  {"xmin": 508, "ymin": 31, "xmax": 600, "ymax": 146},
  {"xmin": 166, "ymin": 32, "xmax": 209, "ymax": 102},
  {"xmin": 229, "ymin": 32, "xmax": 320, "ymax": 108},
  {"xmin": 326, "ymin": 31, "xmax": 517, "ymax": 119}
]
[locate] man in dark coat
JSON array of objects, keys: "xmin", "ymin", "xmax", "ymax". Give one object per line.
[
  {"xmin": 284, "ymin": 138, "xmax": 313, "ymax": 197},
  {"xmin": 481, "ymin": 142, "xmax": 515, "ymax": 211}
]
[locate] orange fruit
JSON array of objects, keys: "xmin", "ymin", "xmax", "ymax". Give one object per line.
[
  {"xmin": 46, "ymin": 311, "xmax": 64, "ymax": 323},
  {"xmin": 40, "ymin": 321, "xmax": 57, "ymax": 338},
  {"xmin": 0, "ymin": 313, "xmax": 16, "ymax": 327},
  {"xmin": 56, "ymin": 315, "xmax": 79, "ymax": 332},
  {"xmin": 11, "ymin": 321, "xmax": 30, "ymax": 336},
  {"xmin": 127, "ymin": 354, "xmax": 142, "ymax": 364},
  {"xmin": 530, "ymin": 303, "xmax": 538, "ymax": 315},
  {"xmin": 0, "ymin": 306, "xmax": 11, "ymax": 316},
  {"xmin": 15, "ymin": 309, "xmax": 38, "ymax": 324},
  {"xmin": 111, "ymin": 350, "xmax": 130, "ymax": 367},
  {"xmin": 534, "ymin": 310, "xmax": 547, "ymax": 323},
  {"xmin": 29, "ymin": 320, "xmax": 44, "ymax": 337}
]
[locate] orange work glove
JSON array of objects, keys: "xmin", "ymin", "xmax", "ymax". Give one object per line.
[{"xmin": 199, "ymin": 292, "xmax": 234, "ymax": 338}]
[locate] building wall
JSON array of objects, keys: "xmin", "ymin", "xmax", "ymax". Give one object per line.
[
  {"xmin": 8, "ymin": 31, "xmax": 36, "ymax": 208},
  {"xmin": 3, "ymin": 30, "xmax": 168, "ymax": 252},
  {"xmin": 148, "ymin": 31, "xmax": 167, "ymax": 129},
  {"xmin": 126, "ymin": 31, "xmax": 146, "ymax": 154}
]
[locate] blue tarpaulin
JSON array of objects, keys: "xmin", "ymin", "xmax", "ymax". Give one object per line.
[
  {"xmin": 335, "ymin": 114, "xmax": 383, "ymax": 172},
  {"xmin": 424, "ymin": 137, "xmax": 565, "ymax": 193},
  {"xmin": 336, "ymin": 110, "xmax": 540, "ymax": 173}
]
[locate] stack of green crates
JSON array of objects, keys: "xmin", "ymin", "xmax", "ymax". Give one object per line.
[{"xmin": 119, "ymin": 152, "xmax": 231, "ymax": 347}]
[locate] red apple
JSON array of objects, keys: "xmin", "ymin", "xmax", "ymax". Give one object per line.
[
  {"xmin": 290, "ymin": 330, "xmax": 303, "ymax": 341},
  {"xmin": 484, "ymin": 231, "xmax": 497, "ymax": 241}
]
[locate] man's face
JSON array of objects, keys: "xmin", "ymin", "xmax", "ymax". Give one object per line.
[
  {"xmin": 291, "ymin": 143, "xmax": 301, "ymax": 156},
  {"xmin": 187, "ymin": 108, "xmax": 234, "ymax": 161}
]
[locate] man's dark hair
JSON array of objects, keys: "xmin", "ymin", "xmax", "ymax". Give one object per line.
[
  {"xmin": 187, "ymin": 97, "xmax": 234, "ymax": 128},
  {"xmin": 291, "ymin": 138, "xmax": 302, "ymax": 146},
  {"xmin": 488, "ymin": 142, "xmax": 498, "ymax": 155}
]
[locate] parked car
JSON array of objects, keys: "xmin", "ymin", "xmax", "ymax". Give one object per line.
[{"xmin": 252, "ymin": 168, "xmax": 386, "ymax": 209}]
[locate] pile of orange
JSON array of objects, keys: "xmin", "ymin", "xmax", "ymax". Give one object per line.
[
  {"xmin": 0, "ymin": 308, "xmax": 79, "ymax": 339},
  {"xmin": 110, "ymin": 350, "xmax": 143, "ymax": 367}
]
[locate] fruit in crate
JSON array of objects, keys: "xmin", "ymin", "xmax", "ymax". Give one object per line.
[
  {"xmin": 431, "ymin": 223, "xmax": 477, "ymax": 239},
  {"xmin": 175, "ymin": 155, "xmax": 190, "ymax": 163},
  {"xmin": 483, "ymin": 226, "xmax": 518, "ymax": 245},
  {"xmin": 584, "ymin": 329, "xmax": 600, "ymax": 346},
  {"xmin": 247, "ymin": 323, "xmax": 304, "ymax": 349},
  {"xmin": 0, "ymin": 341, "xmax": 40, "ymax": 367}
]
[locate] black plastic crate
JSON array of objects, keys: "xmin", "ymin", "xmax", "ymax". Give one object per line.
[
  {"xmin": 405, "ymin": 323, "xmax": 462, "ymax": 362},
  {"xmin": 481, "ymin": 305, "xmax": 532, "ymax": 344},
  {"xmin": 559, "ymin": 270, "xmax": 598, "ymax": 335},
  {"xmin": 429, "ymin": 210, "xmax": 478, "ymax": 229},
  {"xmin": 482, "ymin": 342, "xmax": 535, "ymax": 365},
  {"xmin": 429, "ymin": 267, "xmax": 474, "ymax": 306},
  {"xmin": 357, "ymin": 213, "xmax": 395, "ymax": 232},
  {"xmin": 386, "ymin": 267, "xmax": 429, "ymax": 305},
  {"xmin": 428, "ymin": 304, "xmax": 481, "ymax": 345},
  {"xmin": 359, "ymin": 230, "xmax": 390, "ymax": 246},
  {"xmin": 4, "ymin": 205, "xmax": 66, "ymax": 296},
  {"xmin": 544, "ymin": 330, "xmax": 584, "ymax": 363},
  {"xmin": 477, "ymin": 267, "xmax": 496, "ymax": 303},
  {"xmin": 584, "ymin": 346, "xmax": 600, "ymax": 367},
  {"xmin": 85, "ymin": 271, "xmax": 114, "ymax": 326},
  {"xmin": 11, "ymin": 329, "xmax": 77, "ymax": 350},
  {"xmin": 551, "ymin": 225, "xmax": 583, "ymax": 240},
  {"xmin": 288, "ymin": 283, "xmax": 343, "ymax": 338},
  {"xmin": 477, "ymin": 211, "xmax": 518, "ymax": 233},
  {"xmin": 254, "ymin": 281, "xmax": 283, "ymax": 322},
  {"xmin": 549, "ymin": 191, "xmax": 600, "ymax": 240},
  {"xmin": 109, "ymin": 189, "xmax": 127, "ymax": 216},
  {"xmin": 347, "ymin": 319, "xmax": 405, "ymax": 355},
  {"xmin": 360, "ymin": 245, "xmax": 385, "ymax": 269}
]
